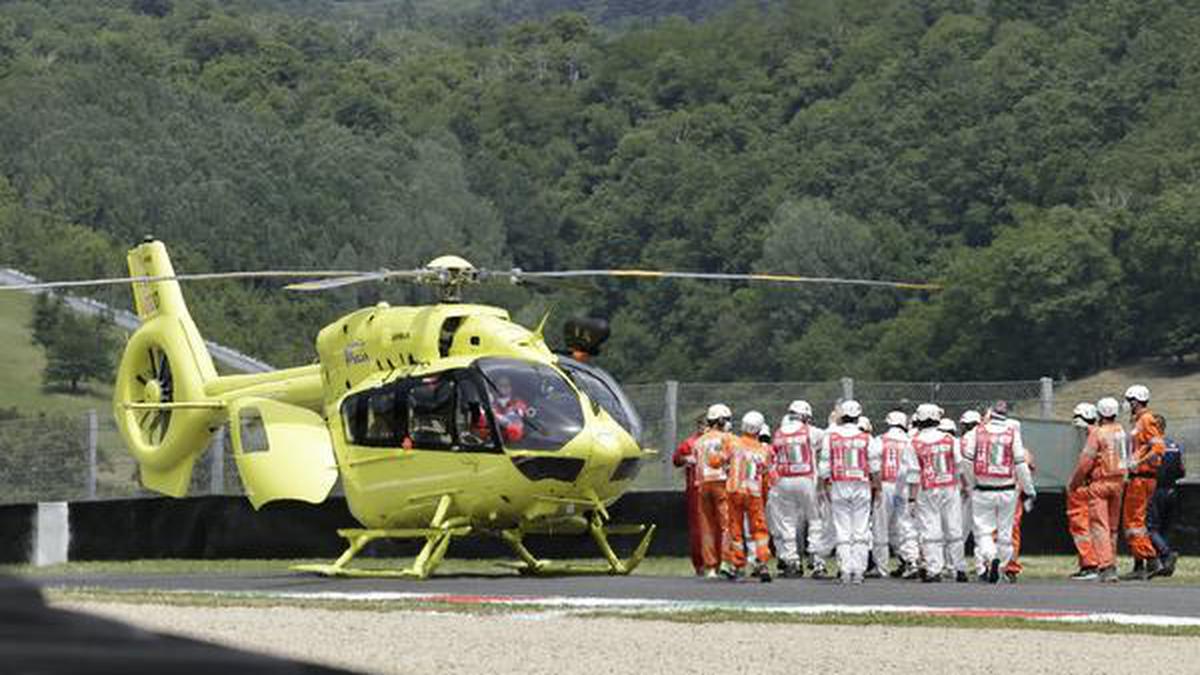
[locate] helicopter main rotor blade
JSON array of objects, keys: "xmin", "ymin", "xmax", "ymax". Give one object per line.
[
  {"xmin": 515, "ymin": 269, "xmax": 942, "ymax": 291},
  {"xmin": 284, "ymin": 270, "xmax": 429, "ymax": 291},
  {"xmin": 496, "ymin": 273, "xmax": 599, "ymax": 294},
  {"xmin": 0, "ymin": 270, "xmax": 368, "ymax": 292}
]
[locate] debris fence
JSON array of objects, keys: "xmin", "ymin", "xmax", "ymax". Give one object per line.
[{"xmin": 2, "ymin": 378, "xmax": 1196, "ymax": 505}]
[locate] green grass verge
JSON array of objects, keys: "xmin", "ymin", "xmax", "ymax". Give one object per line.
[
  {"xmin": 10, "ymin": 555, "xmax": 1200, "ymax": 583},
  {"xmin": 3, "ymin": 556, "xmax": 694, "ymax": 578},
  {"xmin": 46, "ymin": 587, "xmax": 550, "ymax": 615},
  {"xmin": 593, "ymin": 608, "xmax": 1200, "ymax": 637}
]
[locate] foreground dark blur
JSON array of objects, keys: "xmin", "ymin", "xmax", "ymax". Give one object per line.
[{"xmin": 0, "ymin": 574, "xmax": 357, "ymax": 675}]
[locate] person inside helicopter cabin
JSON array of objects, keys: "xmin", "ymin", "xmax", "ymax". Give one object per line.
[{"xmin": 492, "ymin": 375, "xmax": 530, "ymax": 443}]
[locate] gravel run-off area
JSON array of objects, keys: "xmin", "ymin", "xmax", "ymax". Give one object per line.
[{"xmin": 58, "ymin": 601, "xmax": 1200, "ymax": 675}]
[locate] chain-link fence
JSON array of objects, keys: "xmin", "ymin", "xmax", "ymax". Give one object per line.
[
  {"xmin": 632, "ymin": 378, "xmax": 1054, "ymax": 490},
  {"xmin": 2, "ymin": 378, "xmax": 1197, "ymax": 505}
]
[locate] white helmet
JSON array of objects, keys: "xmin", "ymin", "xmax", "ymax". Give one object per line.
[
  {"xmin": 787, "ymin": 400, "xmax": 813, "ymax": 420},
  {"xmin": 885, "ymin": 410, "xmax": 908, "ymax": 429},
  {"xmin": 758, "ymin": 423, "xmax": 772, "ymax": 440},
  {"xmin": 1124, "ymin": 384, "xmax": 1150, "ymax": 404},
  {"xmin": 914, "ymin": 403, "xmax": 942, "ymax": 423},
  {"xmin": 840, "ymin": 399, "xmax": 863, "ymax": 419},
  {"xmin": 959, "ymin": 410, "xmax": 982, "ymax": 427},
  {"xmin": 706, "ymin": 403, "xmax": 732, "ymax": 422},
  {"xmin": 1096, "ymin": 397, "xmax": 1120, "ymax": 419},
  {"xmin": 938, "ymin": 418, "xmax": 957, "ymax": 434},
  {"xmin": 1072, "ymin": 402, "xmax": 1098, "ymax": 426},
  {"xmin": 857, "ymin": 416, "xmax": 873, "ymax": 433},
  {"xmin": 741, "ymin": 410, "xmax": 765, "ymax": 435}
]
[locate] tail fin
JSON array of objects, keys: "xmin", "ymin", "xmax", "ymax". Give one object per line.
[{"xmin": 113, "ymin": 240, "xmax": 224, "ymax": 496}]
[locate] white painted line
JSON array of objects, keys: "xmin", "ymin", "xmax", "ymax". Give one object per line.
[{"xmin": 155, "ymin": 589, "xmax": 1200, "ymax": 628}]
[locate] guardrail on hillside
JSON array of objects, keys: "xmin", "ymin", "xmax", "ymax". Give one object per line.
[{"xmin": 0, "ymin": 267, "xmax": 273, "ymax": 374}]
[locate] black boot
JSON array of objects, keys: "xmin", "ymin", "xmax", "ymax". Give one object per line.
[
  {"xmin": 1161, "ymin": 551, "xmax": 1179, "ymax": 578},
  {"xmin": 1145, "ymin": 557, "xmax": 1163, "ymax": 579},
  {"xmin": 1120, "ymin": 558, "xmax": 1148, "ymax": 581},
  {"xmin": 987, "ymin": 559, "xmax": 1000, "ymax": 584}
]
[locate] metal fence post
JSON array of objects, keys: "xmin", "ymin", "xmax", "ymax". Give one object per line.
[
  {"xmin": 841, "ymin": 377, "xmax": 855, "ymax": 402},
  {"xmin": 209, "ymin": 426, "xmax": 226, "ymax": 495},
  {"xmin": 85, "ymin": 409, "xmax": 98, "ymax": 500},
  {"xmin": 1040, "ymin": 377, "xmax": 1054, "ymax": 419},
  {"xmin": 663, "ymin": 381, "xmax": 679, "ymax": 485}
]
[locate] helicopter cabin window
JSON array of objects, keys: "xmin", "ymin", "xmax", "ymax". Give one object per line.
[
  {"xmin": 238, "ymin": 408, "xmax": 269, "ymax": 453},
  {"xmin": 406, "ymin": 375, "xmax": 455, "ymax": 449},
  {"xmin": 475, "ymin": 358, "xmax": 585, "ymax": 452},
  {"xmin": 342, "ymin": 387, "xmax": 404, "ymax": 448},
  {"xmin": 341, "ymin": 372, "xmax": 502, "ymax": 453}
]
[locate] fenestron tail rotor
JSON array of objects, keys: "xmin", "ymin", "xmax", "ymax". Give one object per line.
[{"xmin": 135, "ymin": 345, "xmax": 176, "ymax": 446}]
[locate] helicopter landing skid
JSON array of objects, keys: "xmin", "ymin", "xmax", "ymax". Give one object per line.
[
  {"xmin": 292, "ymin": 495, "xmax": 471, "ymax": 579},
  {"xmin": 498, "ymin": 514, "xmax": 657, "ymax": 576}
]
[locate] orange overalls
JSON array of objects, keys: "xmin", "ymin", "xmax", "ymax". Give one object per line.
[
  {"xmin": 724, "ymin": 434, "xmax": 772, "ymax": 569},
  {"xmin": 672, "ymin": 432, "xmax": 704, "ymax": 574},
  {"xmin": 1071, "ymin": 422, "xmax": 1128, "ymax": 570},
  {"xmin": 695, "ymin": 428, "xmax": 734, "ymax": 571},
  {"xmin": 1067, "ymin": 484, "xmax": 1097, "ymax": 570},
  {"xmin": 1123, "ymin": 410, "xmax": 1163, "ymax": 561},
  {"xmin": 1006, "ymin": 448, "xmax": 1035, "ymax": 576}
]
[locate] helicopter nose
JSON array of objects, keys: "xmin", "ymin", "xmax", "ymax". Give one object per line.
[{"xmin": 577, "ymin": 423, "xmax": 633, "ymax": 493}]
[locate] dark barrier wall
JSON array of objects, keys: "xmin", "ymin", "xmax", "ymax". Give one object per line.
[
  {"xmin": 2, "ymin": 487, "xmax": 1195, "ymax": 561},
  {"xmin": 65, "ymin": 492, "xmax": 690, "ymax": 561},
  {"xmin": 0, "ymin": 503, "xmax": 35, "ymax": 563}
]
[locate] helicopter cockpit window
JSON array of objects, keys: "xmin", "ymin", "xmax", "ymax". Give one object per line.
[
  {"xmin": 559, "ymin": 359, "xmax": 644, "ymax": 444},
  {"xmin": 455, "ymin": 377, "xmax": 498, "ymax": 450},
  {"xmin": 475, "ymin": 358, "xmax": 585, "ymax": 451}
]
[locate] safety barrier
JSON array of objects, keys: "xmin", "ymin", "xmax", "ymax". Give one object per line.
[{"xmin": 3, "ymin": 487, "xmax": 1198, "ymax": 564}]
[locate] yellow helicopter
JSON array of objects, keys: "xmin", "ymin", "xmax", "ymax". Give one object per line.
[{"xmin": 3, "ymin": 239, "xmax": 938, "ymax": 579}]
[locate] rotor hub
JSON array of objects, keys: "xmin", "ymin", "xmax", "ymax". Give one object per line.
[{"xmin": 143, "ymin": 379, "xmax": 163, "ymax": 403}]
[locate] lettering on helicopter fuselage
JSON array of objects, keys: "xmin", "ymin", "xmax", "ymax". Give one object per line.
[{"xmin": 344, "ymin": 340, "xmax": 369, "ymax": 366}]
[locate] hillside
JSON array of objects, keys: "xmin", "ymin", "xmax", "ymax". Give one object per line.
[
  {"xmin": 1, "ymin": 1, "xmax": 1199, "ymax": 384},
  {"xmin": 1055, "ymin": 361, "xmax": 1200, "ymax": 423},
  {"xmin": 0, "ymin": 293, "xmax": 114, "ymax": 417}
]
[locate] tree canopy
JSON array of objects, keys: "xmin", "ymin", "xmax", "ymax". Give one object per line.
[{"xmin": 1, "ymin": 0, "xmax": 1198, "ymax": 383}]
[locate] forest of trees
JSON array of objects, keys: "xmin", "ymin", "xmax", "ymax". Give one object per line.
[{"xmin": 1, "ymin": 0, "xmax": 1198, "ymax": 383}]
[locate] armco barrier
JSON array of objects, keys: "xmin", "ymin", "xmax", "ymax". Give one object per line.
[{"xmin": 3, "ymin": 488, "xmax": 1198, "ymax": 563}]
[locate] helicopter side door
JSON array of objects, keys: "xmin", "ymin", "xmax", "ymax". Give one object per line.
[{"xmin": 228, "ymin": 397, "xmax": 339, "ymax": 509}]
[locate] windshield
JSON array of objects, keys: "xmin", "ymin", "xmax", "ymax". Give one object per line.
[
  {"xmin": 475, "ymin": 358, "xmax": 585, "ymax": 451},
  {"xmin": 559, "ymin": 357, "xmax": 643, "ymax": 444}
]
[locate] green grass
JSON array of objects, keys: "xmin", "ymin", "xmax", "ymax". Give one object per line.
[
  {"xmin": 46, "ymin": 587, "xmax": 553, "ymax": 616},
  {"xmin": 10, "ymin": 555, "xmax": 1200, "ymax": 583},
  {"xmin": 2, "ymin": 555, "xmax": 695, "ymax": 578},
  {"xmin": 0, "ymin": 292, "xmax": 115, "ymax": 416},
  {"xmin": 597, "ymin": 608, "xmax": 1200, "ymax": 637}
]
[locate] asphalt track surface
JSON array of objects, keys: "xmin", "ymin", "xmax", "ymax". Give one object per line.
[{"xmin": 33, "ymin": 571, "xmax": 1200, "ymax": 618}]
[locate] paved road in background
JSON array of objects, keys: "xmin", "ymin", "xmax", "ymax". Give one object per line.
[
  {"xmin": 0, "ymin": 267, "xmax": 274, "ymax": 373},
  {"xmin": 33, "ymin": 571, "xmax": 1200, "ymax": 618}
]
